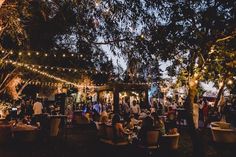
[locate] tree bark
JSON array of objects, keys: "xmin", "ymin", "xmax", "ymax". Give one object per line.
[
  {"xmin": 214, "ymin": 81, "xmax": 225, "ymax": 107},
  {"xmin": 184, "ymin": 77, "xmax": 205, "ymax": 157},
  {"xmin": 0, "ymin": 0, "xmax": 5, "ymax": 8}
]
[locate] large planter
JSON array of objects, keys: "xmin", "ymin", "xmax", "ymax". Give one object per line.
[
  {"xmin": 0, "ymin": 124, "xmax": 12, "ymax": 144},
  {"xmin": 12, "ymin": 124, "xmax": 38, "ymax": 142},
  {"xmin": 161, "ymin": 133, "xmax": 180, "ymax": 150},
  {"xmin": 210, "ymin": 122, "xmax": 236, "ymax": 143},
  {"xmin": 50, "ymin": 117, "xmax": 61, "ymax": 137}
]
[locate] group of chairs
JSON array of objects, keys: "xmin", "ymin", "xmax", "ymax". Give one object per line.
[{"xmin": 97, "ymin": 123, "xmax": 180, "ymax": 154}]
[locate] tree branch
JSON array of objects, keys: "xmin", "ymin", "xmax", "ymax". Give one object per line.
[
  {"xmin": 17, "ymin": 79, "xmax": 31, "ymax": 96},
  {"xmin": 216, "ymin": 31, "xmax": 236, "ymax": 43},
  {"xmin": 92, "ymin": 38, "xmax": 130, "ymax": 45},
  {"xmin": 0, "ymin": 68, "xmax": 17, "ymax": 91},
  {"xmin": 0, "ymin": 0, "xmax": 6, "ymax": 8}
]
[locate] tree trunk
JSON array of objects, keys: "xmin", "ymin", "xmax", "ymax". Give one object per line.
[
  {"xmin": 113, "ymin": 87, "xmax": 119, "ymax": 114},
  {"xmin": 214, "ymin": 81, "xmax": 225, "ymax": 107},
  {"xmin": 184, "ymin": 77, "xmax": 205, "ymax": 157},
  {"xmin": 0, "ymin": 0, "xmax": 5, "ymax": 8}
]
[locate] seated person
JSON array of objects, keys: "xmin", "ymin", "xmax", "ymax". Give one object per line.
[
  {"xmin": 97, "ymin": 112, "xmax": 109, "ymax": 138},
  {"xmin": 151, "ymin": 112, "xmax": 165, "ymax": 135},
  {"xmin": 22, "ymin": 115, "xmax": 31, "ymax": 125},
  {"xmin": 100, "ymin": 111, "xmax": 109, "ymax": 124},
  {"xmin": 138, "ymin": 116, "xmax": 155, "ymax": 144},
  {"xmin": 125, "ymin": 116, "xmax": 135, "ymax": 130},
  {"xmin": 112, "ymin": 114, "xmax": 129, "ymax": 142}
]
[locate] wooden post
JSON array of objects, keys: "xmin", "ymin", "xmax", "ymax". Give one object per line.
[
  {"xmin": 145, "ymin": 88, "xmax": 149, "ymax": 107},
  {"xmin": 97, "ymin": 91, "xmax": 100, "ymax": 102},
  {"xmin": 113, "ymin": 87, "xmax": 119, "ymax": 114}
]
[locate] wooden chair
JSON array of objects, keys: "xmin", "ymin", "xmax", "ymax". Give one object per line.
[
  {"xmin": 100, "ymin": 125, "xmax": 114, "ymax": 145},
  {"xmin": 97, "ymin": 123, "xmax": 106, "ymax": 138},
  {"xmin": 100, "ymin": 125, "xmax": 129, "ymax": 146},
  {"xmin": 74, "ymin": 114, "xmax": 90, "ymax": 125},
  {"xmin": 138, "ymin": 130, "xmax": 160, "ymax": 149},
  {"xmin": 138, "ymin": 130, "xmax": 160, "ymax": 156}
]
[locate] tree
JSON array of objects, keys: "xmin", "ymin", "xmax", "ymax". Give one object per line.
[
  {"xmin": 0, "ymin": 0, "xmax": 32, "ymax": 99},
  {"xmin": 0, "ymin": 1, "xmax": 235, "ymax": 155},
  {"xmin": 1, "ymin": 0, "xmax": 116, "ymax": 98},
  {"xmin": 144, "ymin": 1, "xmax": 236, "ymax": 156}
]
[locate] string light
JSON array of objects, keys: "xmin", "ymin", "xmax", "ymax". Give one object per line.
[
  {"xmin": 219, "ymin": 82, "xmax": 224, "ymax": 87},
  {"xmin": 1, "ymin": 59, "xmax": 116, "ymax": 86},
  {"xmin": 2, "ymin": 50, "xmax": 86, "ymax": 59},
  {"xmin": 22, "ymin": 80, "xmax": 107, "ymax": 88},
  {"xmin": 1, "ymin": 60, "xmax": 112, "ymax": 74},
  {"xmin": 140, "ymin": 34, "xmax": 145, "ymax": 39},
  {"xmin": 227, "ymin": 79, "xmax": 233, "ymax": 85},
  {"xmin": 2, "ymin": 59, "xmax": 78, "ymax": 87}
]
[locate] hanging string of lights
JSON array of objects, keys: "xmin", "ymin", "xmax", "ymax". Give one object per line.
[
  {"xmin": 0, "ymin": 48, "xmax": 156, "ymax": 84},
  {"xmin": 1, "ymin": 50, "xmax": 85, "ymax": 59},
  {"xmin": 1, "ymin": 59, "xmax": 79, "ymax": 87},
  {"xmin": 2, "ymin": 59, "xmax": 111, "ymax": 74},
  {"xmin": 0, "ymin": 50, "xmax": 152, "ymax": 78},
  {"xmin": 1, "ymin": 59, "xmax": 120, "ymax": 88},
  {"xmin": 23, "ymin": 80, "xmax": 152, "ymax": 87},
  {"xmin": 22, "ymin": 80, "xmax": 107, "ymax": 88},
  {"xmin": 2, "ymin": 59, "xmax": 147, "ymax": 77}
]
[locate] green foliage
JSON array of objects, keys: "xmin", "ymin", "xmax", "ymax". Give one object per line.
[
  {"xmin": 0, "ymin": 0, "xmax": 31, "ymax": 48},
  {"xmin": 1, "ymin": 0, "xmax": 236, "ymax": 87}
]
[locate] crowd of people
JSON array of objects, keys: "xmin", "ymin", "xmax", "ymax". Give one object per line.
[
  {"xmin": 91, "ymin": 95, "xmax": 236, "ymax": 144},
  {"xmin": 1, "ymin": 93, "xmax": 236, "ymax": 139},
  {"xmin": 1, "ymin": 98, "xmax": 44, "ymax": 125},
  {"xmin": 96, "ymin": 99, "xmax": 179, "ymax": 144}
]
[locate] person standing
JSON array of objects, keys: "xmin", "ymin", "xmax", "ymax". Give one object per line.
[
  {"xmin": 130, "ymin": 100, "xmax": 141, "ymax": 119},
  {"xmin": 33, "ymin": 98, "xmax": 43, "ymax": 115},
  {"xmin": 25, "ymin": 99, "xmax": 33, "ymax": 116},
  {"xmin": 202, "ymin": 98, "xmax": 209, "ymax": 128},
  {"xmin": 122, "ymin": 99, "xmax": 130, "ymax": 121}
]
